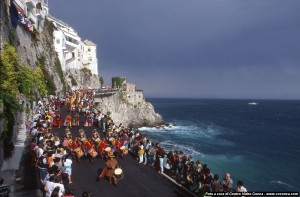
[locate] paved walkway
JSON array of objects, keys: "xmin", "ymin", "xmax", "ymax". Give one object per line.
[{"xmin": 2, "ymin": 103, "xmax": 193, "ymax": 197}]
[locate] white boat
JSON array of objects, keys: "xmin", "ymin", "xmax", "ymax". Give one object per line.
[{"xmin": 248, "ymin": 102, "xmax": 258, "ymax": 105}]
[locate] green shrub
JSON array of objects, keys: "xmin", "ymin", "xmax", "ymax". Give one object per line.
[
  {"xmin": 69, "ymin": 75, "xmax": 78, "ymax": 86},
  {"xmin": 81, "ymin": 67, "xmax": 92, "ymax": 76},
  {"xmin": 112, "ymin": 77, "xmax": 126, "ymax": 89}
]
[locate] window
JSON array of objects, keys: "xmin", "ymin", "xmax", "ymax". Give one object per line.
[
  {"xmin": 56, "ymin": 39, "xmax": 60, "ymax": 44},
  {"xmin": 88, "ymin": 48, "xmax": 91, "ymax": 52}
]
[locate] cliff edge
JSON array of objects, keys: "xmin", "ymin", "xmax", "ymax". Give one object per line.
[{"xmin": 95, "ymin": 79, "xmax": 163, "ymax": 127}]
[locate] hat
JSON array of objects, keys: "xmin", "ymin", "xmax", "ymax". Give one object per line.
[
  {"xmin": 107, "ymin": 151, "xmax": 115, "ymax": 157},
  {"xmin": 79, "ymin": 129, "xmax": 85, "ymax": 134},
  {"xmin": 92, "ymin": 129, "xmax": 98, "ymax": 134}
]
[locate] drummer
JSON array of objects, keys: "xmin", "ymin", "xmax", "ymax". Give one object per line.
[
  {"xmin": 92, "ymin": 129, "xmax": 100, "ymax": 142},
  {"xmin": 65, "ymin": 129, "xmax": 72, "ymax": 141},
  {"xmin": 98, "ymin": 137, "xmax": 109, "ymax": 160},
  {"xmin": 114, "ymin": 137, "xmax": 123, "ymax": 158},
  {"xmin": 83, "ymin": 138, "xmax": 95, "ymax": 163},
  {"xmin": 78, "ymin": 129, "xmax": 86, "ymax": 141},
  {"xmin": 100, "ymin": 151, "xmax": 119, "ymax": 185},
  {"xmin": 69, "ymin": 137, "xmax": 81, "ymax": 163}
]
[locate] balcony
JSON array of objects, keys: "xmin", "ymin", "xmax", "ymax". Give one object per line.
[
  {"xmin": 25, "ymin": 0, "xmax": 37, "ymax": 10},
  {"xmin": 65, "ymin": 40, "xmax": 78, "ymax": 50},
  {"xmin": 36, "ymin": 9, "xmax": 45, "ymax": 20},
  {"xmin": 14, "ymin": 0, "xmax": 26, "ymax": 12},
  {"xmin": 28, "ymin": 11, "xmax": 37, "ymax": 24}
]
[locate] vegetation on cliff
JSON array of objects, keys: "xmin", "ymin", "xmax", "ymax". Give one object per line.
[
  {"xmin": 69, "ymin": 75, "xmax": 78, "ymax": 86},
  {"xmin": 112, "ymin": 77, "xmax": 126, "ymax": 89},
  {"xmin": 0, "ymin": 43, "xmax": 48, "ymax": 157},
  {"xmin": 81, "ymin": 67, "xmax": 93, "ymax": 76}
]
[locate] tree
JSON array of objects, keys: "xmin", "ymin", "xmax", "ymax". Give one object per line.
[
  {"xmin": 34, "ymin": 64, "xmax": 48, "ymax": 97},
  {"xmin": 99, "ymin": 76, "xmax": 104, "ymax": 87},
  {"xmin": 0, "ymin": 43, "xmax": 19, "ymax": 96}
]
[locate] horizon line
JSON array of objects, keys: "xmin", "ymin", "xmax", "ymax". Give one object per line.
[{"xmin": 144, "ymin": 97, "xmax": 300, "ymax": 101}]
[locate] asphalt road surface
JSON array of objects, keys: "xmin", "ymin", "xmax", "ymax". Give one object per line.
[{"xmin": 18, "ymin": 104, "xmax": 192, "ymax": 197}]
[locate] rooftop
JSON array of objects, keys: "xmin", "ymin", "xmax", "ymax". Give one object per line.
[{"xmin": 84, "ymin": 40, "xmax": 96, "ymax": 46}]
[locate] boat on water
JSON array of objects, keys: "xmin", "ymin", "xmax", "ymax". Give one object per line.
[{"xmin": 248, "ymin": 102, "xmax": 258, "ymax": 105}]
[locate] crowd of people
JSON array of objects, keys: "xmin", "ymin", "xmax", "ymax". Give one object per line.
[
  {"xmin": 127, "ymin": 131, "xmax": 248, "ymax": 195},
  {"xmin": 25, "ymin": 89, "xmax": 247, "ymax": 197},
  {"xmin": 26, "ymin": 90, "xmax": 128, "ymax": 197}
]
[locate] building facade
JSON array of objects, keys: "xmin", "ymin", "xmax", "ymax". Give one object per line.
[
  {"xmin": 49, "ymin": 15, "xmax": 99, "ymax": 76},
  {"xmin": 121, "ymin": 80, "xmax": 144, "ymax": 104},
  {"xmin": 82, "ymin": 40, "xmax": 98, "ymax": 75},
  {"xmin": 11, "ymin": 0, "xmax": 48, "ymax": 32}
]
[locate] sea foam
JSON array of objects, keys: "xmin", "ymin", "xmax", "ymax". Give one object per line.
[{"xmin": 271, "ymin": 181, "xmax": 295, "ymax": 188}]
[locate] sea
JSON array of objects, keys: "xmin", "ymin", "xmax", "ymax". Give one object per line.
[{"xmin": 138, "ymin": 98, "xmax": 300, "ymax": 192}]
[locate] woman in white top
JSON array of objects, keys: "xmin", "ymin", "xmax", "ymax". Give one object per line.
[
  {"xmin": 44, "ymin": 176, "xmax": 55, "ymax": 197},
  {"xmin": 236, "ymin": 180, "xmax": 247, "ymax": 192}
]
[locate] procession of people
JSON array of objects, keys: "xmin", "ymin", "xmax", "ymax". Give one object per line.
[
  {"xmin": 27, "ymin": 90, "xmax": 129, "ymax": 196},
  {"xmin": 26, "ymin": 89, "xmax": 246, "ymax": 197}
]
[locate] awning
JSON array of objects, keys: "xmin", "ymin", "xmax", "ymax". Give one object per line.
[{"xmin": 12, "ymin": 0, "xmax": 25, "ymax": 15}]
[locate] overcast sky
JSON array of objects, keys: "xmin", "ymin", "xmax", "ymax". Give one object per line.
[{"xmin": 49, "ymin": 0, "xmax": 300, "ymax": 99}]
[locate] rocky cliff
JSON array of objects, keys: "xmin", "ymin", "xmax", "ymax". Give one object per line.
[
  {"xmin": 0, "ymin": 1, "xmax": 100, "ymax": 94},
  {"xmin": 95, "ymin": 91, "xmax": 164, "ymax": 128},
  {"xmin": 1, "ymin": 1, "xmax": 161, "ymax": 128}
]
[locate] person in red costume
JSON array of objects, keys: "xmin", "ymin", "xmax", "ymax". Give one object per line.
[
  {"xmin": 114, "ymin": 137, "xmax": 124, "ymax": 158},
  {"xmin": 69, "ymin": 137, "xmax": 82, "ymax": 163},
  {"xmin": 97, "ymin": 137, "xmax": 109, "ymax": 160},
  {"xmin": 53, "ymin": 112, "xmax": 62, "ymax": 128},
  {"xmin": 64, "ymin": 113, "xmax": 72, "ymax": 128},
  {"xmin": 55, "ymin": 99, "xmax": 62, "ymax": 112},
  {"xmin": 83, "ymin": 138, "xmax": 95, "ymax": 163}
]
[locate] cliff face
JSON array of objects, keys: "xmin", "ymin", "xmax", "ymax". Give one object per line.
[
  {"xmin": 15, "ymin": 20, "xmax": 67, "ymax": 93},
  {"xmin": 0, "ymin": 1, "xmax": 100, "ymax": 94},
  {"xmin": 1, "ymin": 2, "xmax": 160, "ymax": 128},
  {"xmin": 66, "ymin": 68, "xmax": 100, "ymax": 91},
  {"xmin": 95, "ymin": 92, "xmax": 163, "ymax": 127}
]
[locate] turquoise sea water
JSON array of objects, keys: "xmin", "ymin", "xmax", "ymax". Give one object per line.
[{"xmin": 139, "ymin": 99, "xmax": 300, "ymax": 192}]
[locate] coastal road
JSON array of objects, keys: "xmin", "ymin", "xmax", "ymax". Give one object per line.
[{"xmin": 17, "ymin": 104, "xmax": 192, "ymax": 197}]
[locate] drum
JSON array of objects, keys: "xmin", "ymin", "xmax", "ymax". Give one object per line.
[
  {"xmin": 88, "ymin": 148, "xmax": 98, "ymax": 158},
  {"xmin": 114, "ymin": 168, "xmax": 124, "ymax": 180},
  {"xmin": 120, "ymin": 146, "xmax": 125, "ymax": 150},
  {"xmin": 68, "ymin": 139, "xmax": 74, "ymax": 146},
  {"xmin": 105, "ymin": 147, "xmax": 112, "ymax": 152},
  {"xmin": 81, "ymin": 138, "xmax": 88, "ymax": 144},
  {"xmin": 75, "ymin": 147, "xmax": 84, "ymax": 158},
  {"xmin": 122, "ymin": 148, "xmax": 128, "ymax": 155}
]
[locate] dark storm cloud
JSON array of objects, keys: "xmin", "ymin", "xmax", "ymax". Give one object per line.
[{"xmin": 49, "ymin": 0, "xmax": 300, "ymax": 99}]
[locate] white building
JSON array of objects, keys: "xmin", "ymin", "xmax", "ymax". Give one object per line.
[
  {"xmin": 53, "ymin": 30, "xmax": 67, "ymax": 71},
  {"xmin": 48, "ymin": 15, "xmax": 99, "ymax": 76},
  {"xmin": 12, "ymin": 0, "xmax": 48, "ymax": 32},
  {"xmin": 49, "ymin": 15, "xmax": 83, "ymax": 71},
  {"xmin": 82, "ymin": 40, "xmax": 98, "ymax": 75}
]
